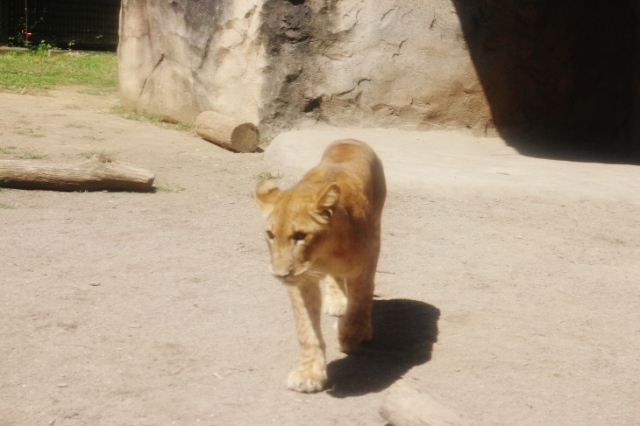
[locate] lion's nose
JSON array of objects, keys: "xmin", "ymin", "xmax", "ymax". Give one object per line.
[{"xmin": 269, "ymin": 265, "xmax": 292, "ymax": 279}]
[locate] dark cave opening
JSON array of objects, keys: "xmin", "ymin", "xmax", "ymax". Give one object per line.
[{"xmin": 452, "ymin": 0, "xmax": 640, "ymax": 163}]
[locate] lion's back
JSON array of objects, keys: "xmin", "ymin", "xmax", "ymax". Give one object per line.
[{"xmin": 306, "ymin": 139, "xmax": 386, "ymax": 214}]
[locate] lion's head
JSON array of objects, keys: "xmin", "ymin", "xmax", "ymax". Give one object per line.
[{"xmin": 255, "ymin": 179, "xmax": 341, "ymax": 283}]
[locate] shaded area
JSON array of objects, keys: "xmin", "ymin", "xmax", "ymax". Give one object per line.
[
  {"xmin": 0, "ymin": 0, "xmax": 7, "ymax": 45},
  {"xmin": 326, "ymin": 299, "xmax": 440, "ymax": 398},
  {"xmin": 452, "ymin": 0, "xmax": 640, "ymax": 162}
]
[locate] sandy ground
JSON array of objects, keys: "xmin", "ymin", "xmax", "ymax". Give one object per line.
[{"xmin": 1, "ymin": 89, "xmax": 639, "ymax": 426}]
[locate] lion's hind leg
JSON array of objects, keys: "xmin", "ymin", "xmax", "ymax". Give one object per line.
[
  {"xmin": 338, "ymin": 271, "xmax": 375, "ymax": 354},
  {"xmin": 323, "ymin": 275, "xmax": 347, "ymax": 317}
]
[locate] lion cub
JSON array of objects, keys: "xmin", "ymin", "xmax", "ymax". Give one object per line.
[{"xmin": 255, "ymin": 139, "xmax": 386, "ymax": 393}]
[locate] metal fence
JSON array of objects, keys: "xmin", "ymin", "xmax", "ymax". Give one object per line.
[{"xmin": 4, "ymin": 0, "xmax": 120, "ymax": 50}]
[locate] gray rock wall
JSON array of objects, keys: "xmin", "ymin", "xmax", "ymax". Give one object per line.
[
  {"xmin": 119, "ymin": 0, "xmax": 264, "ymax": 124},
  {"xmin": 259, "ymin": 0, "xmax": 489, "ymax": 135},
  {"xmin": 119, "ymin": 0, "xmax": 640, "ymax": 156},
  {"xmin": 119, "ymin": 0, "xmax": 491, "ymax": 135}
]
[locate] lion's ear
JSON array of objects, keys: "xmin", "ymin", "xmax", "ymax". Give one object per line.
[
  {"xmin": 312, "ymin": 183, "xmax": 340, "ymax": 224},
  {"xmin": 255, "ymin": 180, "xmax": 280, "ymax": 215}
]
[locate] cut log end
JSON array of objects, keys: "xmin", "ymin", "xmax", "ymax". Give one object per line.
[
  {"xmin": 231, "ymin": 123, "xmax": 260, "ymax": 153},
  {"xmin": 195, "ymin": 110, "xmax": 260, "ymax": 153}
]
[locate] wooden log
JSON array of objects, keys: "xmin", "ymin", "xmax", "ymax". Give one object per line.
[
  {"xmin": 379, "ymin": 381, "xmax": 468, "ymax": 426},
  {"xmin": 0, "ymin": 154, "xmax": 155, "ymax": 192},
  {"xmin": 195, "ymin": 111, "xmax": 259, "ymax": 153}
]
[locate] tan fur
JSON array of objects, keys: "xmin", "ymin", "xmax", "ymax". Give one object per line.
[{"xmin": 255, "ymin": 139, "xmax": 386, "ymax": 393}]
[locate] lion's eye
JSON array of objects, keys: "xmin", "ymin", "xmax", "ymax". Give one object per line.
[
  {"xmin": 292, "ymin": 232, "xmax": 307, "ymax": 242},
  {"xmin": 266, "ymin": 230, "xmax": 275, "ymax": 239}
]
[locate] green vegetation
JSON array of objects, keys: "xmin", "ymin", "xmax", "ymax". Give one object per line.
[
  {"xmin": 0, "ymin": 202, "xmax": 16, "ymax": 209},
  {"xmin": 0, "ymin": 46, "xmax": 195, "ymax": 132},
  {"xmin": 16, "ymin": 151, "xmax": 48, "ymax": 160},
  {"xmin": 110, "ymin": 105, "xmax": 195, "ymax": 132},
  {"xmin": 0, "ymin": 47, "xmax": 118, "ymax": 93},
  {"xmin": 594, "ymin": 235, "xmax": 626, "ymax": 246},
  {"xmin": 154, "ymin": 183, "xmax": 186, "ymax": 193},
  {"xmin": 0, "ymin": 186, "xmax": 13, "ymax": 208},
  {"xmin": 256, "ymin": 171, "xmax": 282, "ymax": 181},
  {"xmin": 15, "ymin": 127, "xmax": 44, "ymax": 138},
  {"xmin": 0, "ymin": 147, "xmax": 48, "ymax": 160},
  {"xmin": 79, "ymin": 150, "xmax": 117, "ymax": 161},
  {"xmin": 260, "ymin": 135, "xmax": 274, "ymax": 148},
  {"xmin": 0, "ymin": 146, "xmax": 17, "ymax": 154}
]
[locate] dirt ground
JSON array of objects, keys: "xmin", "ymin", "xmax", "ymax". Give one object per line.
[{"xmin": 1, "ymin": 89, "xmax": 639, "ymax": 426}]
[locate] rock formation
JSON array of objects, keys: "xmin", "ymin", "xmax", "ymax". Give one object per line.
[
  {"xmin": 118, "ymin": 0, "xmax": 491, "ymax": 135},
  {"xmin": 119, "ymin": 0, "xmax": 640, "ymax": 156}
]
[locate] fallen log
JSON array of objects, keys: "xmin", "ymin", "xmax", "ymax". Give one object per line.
[
  {"xmin": 0, "ymin": 154, "xmax": 155, "ymax": 192},
  {"xmin": 379, "ymin": 380, "xmax": 468, "ymax": 426},
  {"xmin": 195, "ymin": 111, "xmax": 259, "ymax": 153}
]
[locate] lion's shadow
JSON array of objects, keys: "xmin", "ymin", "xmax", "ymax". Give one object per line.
[{"xmin": 326, "ymin": 298, "xmax": 440, "ymax": 398}]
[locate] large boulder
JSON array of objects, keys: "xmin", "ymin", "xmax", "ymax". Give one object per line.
[
  {"xmin": 118, "ymin": 0, "xmax": 490, "ymax": 135},
  {"xmin": 119, "ymin": 0, "xmax": 640, "ymax": 155},
  {"xmin": 118, "ymin": 0, "xmax": 265, "ymax": 124},
  {"xmin": 259, "ymin": 0, "xmax": 490, "ymax": 135}
]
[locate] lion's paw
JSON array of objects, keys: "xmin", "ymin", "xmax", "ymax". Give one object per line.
[
  {"xmin": 287, "ymin": 367, "xmax": 327, "ymax": 393},
  {"xmin": 339, "ymin": 334, "xmax": 361, "ymax": 354},
  {"xmin": 339, "ymin": 323, "xmax": 372, "ymax": 354},
  {"xmin": 323, "ymin": 294, "xmax": 347, "ymax": 317}
]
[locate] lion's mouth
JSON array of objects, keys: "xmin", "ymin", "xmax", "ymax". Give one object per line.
[
  {"xmin": 293, "ymin": 267, "xmax": 309, "ymax": 277},
  {"xmin": 281, "ymin": 273, "xmax": 304, "ymax": 285},
  {"xmin": 272, "ymin": 267, "xmax": 310, "ymax": 285},
  {"xmin": 269, "ymin": 260, "xmax": 316, "ymax": 284}
]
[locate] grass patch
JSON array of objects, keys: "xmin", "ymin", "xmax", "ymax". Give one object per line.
[
  {"xmin": 110, "ymin": 105, "xmax": 161, "ymax": 124},
  {"xmin": 174, "ymin": 121, "xmax": 195, "ymax": 132},
  {"xmin": 154, "ymin": 183, "xmax": 186, "ymax": 193},
  {"xmin": 256, "ymin": 171, "xmax": 282, "ymax": 181},
  {"xmin": 0, "ymin": 51, "xmax": 118, "ymax": 93},
  {"xmin": 0, "ymin": 201, "xmax": 16, "ymax": 209},
  {"xmin": 259, "ymin": 135, "xmax": 274, "ymax": 148},
  {"xmin": 110, "ymin": 105, "xmax": 195, "ymax": 132},
  {"xmin": 17, "ymin": 151, "xmax": 48, "ymax": 160},
  {"xmin": 77, "ymin": 88, "xmax": 112, "ymax": 96},
  {"xmin": 594, "ymin": 235, "xmax": 626, "ymax": 246},
  {"xmin": 120, "ymin": 109, "xmax": 163, "ymax": 124},
  {"xmin": 80, "ymin": 150, "xmax": 117, "ymax": 161},
  {"xmin": 0, "ymin": 146, "xmax": 17, "ymax": 154},
  {"xmin": 15, "ymin": 127, "xmax": 44, "ymax": 137},
  {"xmin": 110, "ymin": 105, "xmax": 126, "ymax": 114}
]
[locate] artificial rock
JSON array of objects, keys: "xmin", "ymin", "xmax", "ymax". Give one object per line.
[{"xmin": 119, "ymin": 0, "xmax": 640, "ymax": 155}]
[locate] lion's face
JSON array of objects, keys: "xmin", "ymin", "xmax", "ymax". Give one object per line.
[{"xmin": 255, "ymin": 180, "xmax": 340, "ymax": 283}]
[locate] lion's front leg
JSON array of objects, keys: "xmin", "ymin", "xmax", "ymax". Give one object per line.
[
  {"xmin": 323, "ymin": 275, "xmax": 347, "ymax": 317},
  {"xmin": 286, "ymin": 280, "xmax": 327, "ymax": 393}
]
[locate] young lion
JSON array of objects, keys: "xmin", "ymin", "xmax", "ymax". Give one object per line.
[{"xmin": 255, "ymin": 139, "xmax": 386, "ymax": 393}]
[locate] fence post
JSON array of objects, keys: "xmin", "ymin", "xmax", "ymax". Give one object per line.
[{"xmin": 0, "ymin": 0, "xmax": 8, "ymax": 46}]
